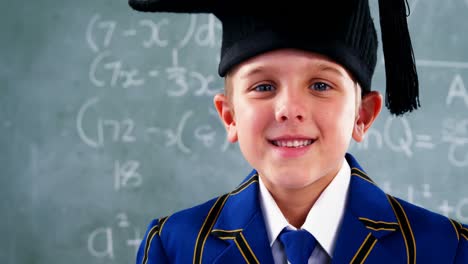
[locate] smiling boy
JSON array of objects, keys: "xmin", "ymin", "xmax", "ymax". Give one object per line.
[
  {"xmin": 129, "ymin": 0, "xmax": 468, "ymax": 263},
  {"xmin": 215, "ymin": 49, "xmax": 382, "ymax": 231}
]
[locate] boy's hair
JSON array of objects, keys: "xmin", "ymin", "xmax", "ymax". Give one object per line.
[{"xmin": 129, "ymin": 0, "xmax": 419, "ymax": 115}]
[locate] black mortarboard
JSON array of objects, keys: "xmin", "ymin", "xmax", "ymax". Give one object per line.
[{"xmin": 128, "ymin": 0, "xmax": 420, "ymax": 116}]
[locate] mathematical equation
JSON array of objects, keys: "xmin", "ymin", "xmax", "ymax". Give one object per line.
[
  {"xmin": 350, "ymin": 115, "xmax": 468, "ymax": 167},
  {"xmin": 86, "ymin": 13, "xmax": 221, "ymax": 52},
  {"xmin": 88, "ymin": 49, "xmax": 222, "ymax": 97},
  {"xmin": 86, "ymin": 14, "xmax": 222, "ymax": 96},
  {"xmin": 87, "ymin": 213, "xmax": 141, "ymax": 260},
  {"xmin": 76, "ymin": 97, "xmax": 229, "ymax": 153},
  {"xmin": 350, "ymin": 73, "xmax": 468, "ymax": 167}
]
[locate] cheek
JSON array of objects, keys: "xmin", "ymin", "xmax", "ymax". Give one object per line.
[
  {"xmin": 234, "ymin": 101, "xmax": 267, "ymax": 139},
  {"xmin": 318, "ymin": 101, "xmax": 356, "ymax": 140}
]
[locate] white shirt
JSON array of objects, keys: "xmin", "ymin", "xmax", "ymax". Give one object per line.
[{"xmin": 258, "ymin": 158, "xmax": 351, "ymax": 264}]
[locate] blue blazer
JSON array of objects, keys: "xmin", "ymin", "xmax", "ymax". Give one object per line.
[{"xmin": 137, "ymin": 153, "xmax": 468, "ymax": 263}]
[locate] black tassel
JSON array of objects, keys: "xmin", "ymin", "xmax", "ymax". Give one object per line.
[{"xmin": 378, "ymin": 0, "xmax": 420, "ymax": 115}]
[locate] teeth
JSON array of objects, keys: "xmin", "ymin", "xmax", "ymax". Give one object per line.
[{"xmin": 273, "ymin": 139, "xmax": 313, "ymax": 148}]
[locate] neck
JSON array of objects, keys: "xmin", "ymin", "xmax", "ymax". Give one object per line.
[{"xmin": 263, "ymin": 171, "xmax": 338, "ymax": 229}]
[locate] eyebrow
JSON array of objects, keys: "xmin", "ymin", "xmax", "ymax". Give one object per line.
[
  {"xmin": 316, "ymin": 64, "xmax": 346, "ymax": 78},
  {"xmin": 239, "ymin": 66, "xmax": 268, "ymax": 79}
]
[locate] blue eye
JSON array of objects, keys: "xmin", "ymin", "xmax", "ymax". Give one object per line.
[
  {"xmin": 254, "ymin": 84, "xmax": 275, "ymax": 92},
  {"xmin": 311, "ymin": 82, "xmax": 331, "ymax": 91}
]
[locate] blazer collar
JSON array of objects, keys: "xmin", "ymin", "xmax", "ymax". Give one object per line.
[
  {"xmin": 332, "ymin": 153, "xmax": 400, "ymax": 263},
  {"xmin": 210, "ymin": 170, "xmax": 274, "ymax": 263}
]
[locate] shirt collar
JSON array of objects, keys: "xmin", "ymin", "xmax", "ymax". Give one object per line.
[{"xmin": 258, "ymin": 158, "xmax": 351, "ymax": 257}]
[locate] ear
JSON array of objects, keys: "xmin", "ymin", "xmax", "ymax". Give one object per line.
[
  {"xmin": 213, "ymin": 93, "xmax": 238, "ymax": 143},
  {"xmin": 352, "ymin": 91, "xmax": 383, "ymax": 142}
]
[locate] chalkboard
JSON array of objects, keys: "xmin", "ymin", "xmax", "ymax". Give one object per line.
[{"xmin": 1, "ymin": 0, "xmax": 467, "ymax": 263}]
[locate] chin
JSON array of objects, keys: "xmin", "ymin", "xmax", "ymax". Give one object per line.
[{"xmin": 273, "ymin": 173, "xmax": 319, "ymax": 190}]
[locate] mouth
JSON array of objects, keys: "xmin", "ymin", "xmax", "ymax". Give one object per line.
[{"xmin": 269, "ymin": 139, "xmax": 315, "ymax": 148}]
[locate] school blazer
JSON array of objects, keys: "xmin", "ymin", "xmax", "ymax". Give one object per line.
[{"xmin": 137, "ymin": 153, "xmax": 468, "ymax": 263}]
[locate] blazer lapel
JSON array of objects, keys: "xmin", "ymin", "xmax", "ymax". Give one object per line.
[
  {"xmin": 332, "ymin": 153, "xmax": 400, "ymax": 263},
  {"xmin": 210, "ymin": 171, "xmax": 274, "ymax": 264}
]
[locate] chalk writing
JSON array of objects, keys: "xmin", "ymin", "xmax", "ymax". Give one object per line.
[
  {"xmin": 77, "ymin": 97, "xmax": 101, "ymax": 148},
  {"xmin": 89, "ymin": 51, "xmax": 145, "ymax": 88},
  {"xmin": 88, "ymin": 227, "xmax": 114, "ymax": 259},
  {"xmin": 139, "ymin": 19, "xmax": 169, "ymax": 48},
  {"xmin": 384, "ymin": 116, "xmax": 414, "ymax": 157},
  {"xmin": 446, "ymin": 74, "xmax": 468, "ymax": 108},
  {"xmin": 437, "ymin": 198, "xmax": 468, "ymax": 223},
  {"xmin": 127, "ymin": 229, "xmax": 143, "ymax": 255},
  {"xmin": 88, "ymin": 50, "xmax": 219, "ymax": 94},
  {"xmin": 77, "ymin": 97, "xmax": 137, "ymax": 148},
  {"xmin": 194, "ymin": 125, "xmax": 217, "ymax": 148},
  {"xmin": 165, "ymin": 49, "xmax": 221, "ymax": 97},
  {"xmin": 166, "ymin": 49, "xmax": 189, "ymax": 96},
  {"xmin": 383, "ymin": 181, "xmax": 467, "ymax": 221},
  {"xmin": 116, "ymin": 213, "xmax": 130, "ymax": 228},
  {"xmin": 352, "ymin": 116, "xmax": 468, "ymax": 167},
  {"xmin": 88, "ymin": 214, "xmax": 142, "ymax": 260},
  {"xmin": 146, "ymin": 110, "xmax": 193, "ymax": 153},
  {"xmin": 352, "ymin": 116, "xmax": 416, "ymax": 156},
  {"xmin": 77, "ymin": 97, "xmax": 232, "ymax": 153},
  {"xmin": 114, "ymin": 160, "xmax": 143, "ymax": 191},
  {"xmin": 87, "ymin": 14, "xmax": 169, "ymax": 50},
  {"xmin": 178, "ymin": 14, "xmax": 221, "ymax": 48},
  {"xmin": 456, "ymin": 198, "xmax": 468, "ymax": 222},
  {"xmin": 442, "ymin": 118, "xmax": 468, "ymax": 167},
  {"xmin": 178, "ymin": 14, "xmax": 197, "ymax": 48},
  {"xmin": 414, "ymin": 134, "xmax": 435, "ymax": 149},
  {"xmin": 87, "ymin": 13, "xmax": 221, "ymax": 52},
  {"xmin": 86, "ymin": 14, "xmax": 117, "ymax": 53},
  {"xmin": 191, "ymin": 71, "xmax": 219, "ymax": 96},
  {"xmin": 438, "ymin": 200, "xmax": 455, "ymax": 218}
]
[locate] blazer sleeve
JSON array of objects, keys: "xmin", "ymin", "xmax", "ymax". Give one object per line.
[
  {"xmin": 136, "ymin": 218, "xmax": 169, "ymax": 264},
  {"xmin": 454, "ymin": 223, "xmax": 468, "ymax": 264}
]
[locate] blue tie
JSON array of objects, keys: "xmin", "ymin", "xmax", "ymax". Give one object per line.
[{"xmin": 278, "ymin": 229, "xmax": 317, "ymax": 264}]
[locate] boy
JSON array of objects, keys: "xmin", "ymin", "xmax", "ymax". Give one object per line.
[{"xmin": 129, "ymin": 0, "xmax": 468, "ymax": 263}]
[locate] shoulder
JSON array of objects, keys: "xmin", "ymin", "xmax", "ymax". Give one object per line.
[
  {"xmin": 138, "ymin": 193, "xmax": 229, "ymax": 260},
  {"xmin": 165, "ymin": 193, "xmax": 228, "ymax": 230},
  {"xmin": 388, "ymin": 195, "xmax": 468, "ymax": 260},
  {"xmin": 153, "ymin": 193, "xmax": 224, "ymax": 236},
  {"xmin": 346, "ymin": 153, "xmax": 467, "ymax": 259},
  {"xmin": 137, "ymin": 171, "xmax": 259, "ymax": 263},
  {"xmin": 390, "ymin": 195, "xmax": 463, "ymax": 238},
  {"xmin": 389, "ymin": 196, "xmax": 454, "ymax": 231}
]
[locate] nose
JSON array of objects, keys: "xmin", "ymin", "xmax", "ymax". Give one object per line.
[{"xmin": 275, "ymin": 90, "xmax": 306, "ymax": 123}]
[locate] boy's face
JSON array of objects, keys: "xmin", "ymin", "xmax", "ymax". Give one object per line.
[{"xmin": 214, "ymin": 49, "xmax": 382, "ymax": 190}]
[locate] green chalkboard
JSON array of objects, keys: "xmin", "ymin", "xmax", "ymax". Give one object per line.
[{"xmin": 1, "ymin": 0, "xmax": 468, "ymax": 263}]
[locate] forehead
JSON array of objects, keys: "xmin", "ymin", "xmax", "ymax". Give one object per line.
[{"xmin": 228, "ymin": 48, "xmax": 353, "ymax": 81}]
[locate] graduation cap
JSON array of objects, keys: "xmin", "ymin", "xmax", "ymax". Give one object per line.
[{"xmin": 128, "ymin": 0, "xmax": 420, "ymax": 116}]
